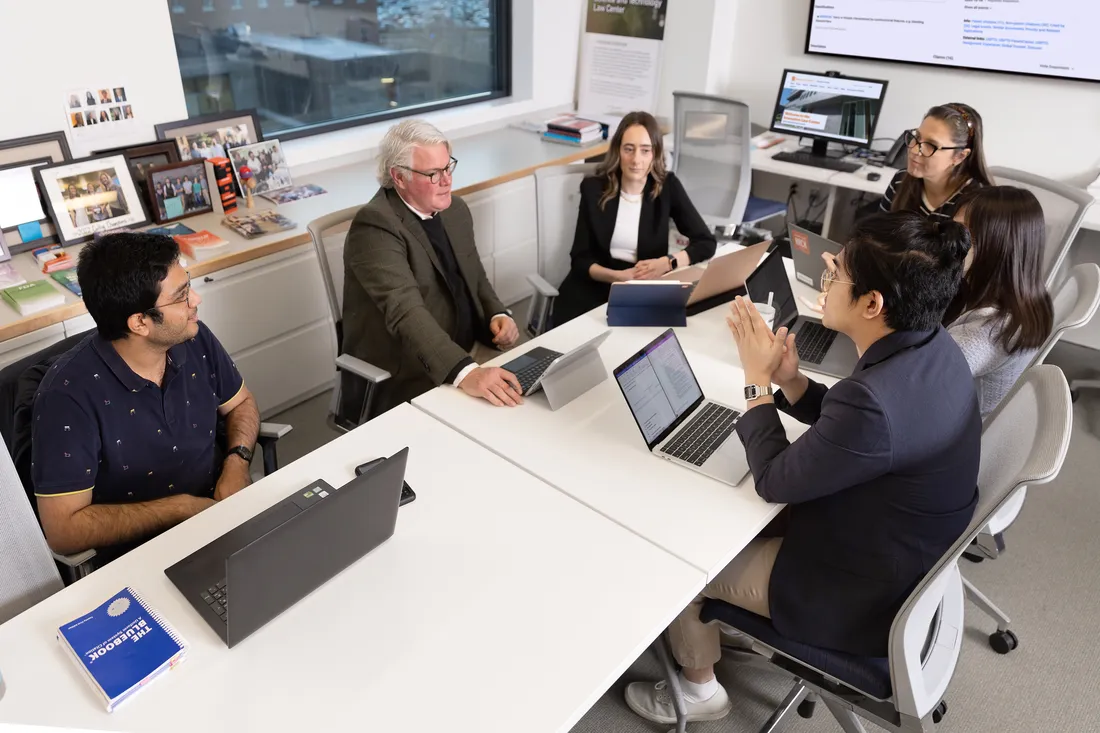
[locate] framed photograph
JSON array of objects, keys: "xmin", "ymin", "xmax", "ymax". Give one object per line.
[
  {"xmin": 0, "ymin": 132, "xmax": 73, "ymax": 253},
  {"xmin": 93, "ymin": 141, "xmax": 181, "ymax": 188},
  {"xmin": 34, "ymin": 154, "xmax": 149, "ymax": 246},
  {"xmin": 228, "ymin": 139, "xmax": 293, "ymax": 196},
  {"xmin": 145, "ymin": 160, "xmax": 214, "ymax": 224},
  {"xmin": 155, "ymin": 109, "xmax": 264, "ymax": 163}
]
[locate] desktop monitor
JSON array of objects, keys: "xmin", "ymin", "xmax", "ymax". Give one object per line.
[{"xmin": 769, "ymin": 69, "xmax": 888, "ymax": 161}]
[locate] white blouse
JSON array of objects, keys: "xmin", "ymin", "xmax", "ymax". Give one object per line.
[{"xmin": 609, "ymin": 191, "xmax": 643, "ymax": 263}]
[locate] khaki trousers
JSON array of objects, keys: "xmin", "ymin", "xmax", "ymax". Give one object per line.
[{"xmin": 668, "ymin": 537, "xmax": 784, "ymax": 669}]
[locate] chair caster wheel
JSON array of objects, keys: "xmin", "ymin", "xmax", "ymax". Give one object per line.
[
  {"xmin": 989, "ymin": 629, "xmax": 1019, "ymax": 654},
  {"xmin": 797, "ymin": 698, "xmax": 816, "ymax": 719},
  {"xmin": 961, "ymin": 550, "xmax": 984, "ymax": 563},
  {"xmin": 932, "ymin": 700, "xmax": 947, "ymax": 724}
]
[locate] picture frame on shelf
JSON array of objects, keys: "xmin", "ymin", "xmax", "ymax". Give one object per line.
[
  {"xmin": 0, "ymin": 157, "xmax": 53, "ymax": 239},
  {"xmin": 34, "ymin": 154, "xmax": 150, "ymax": 246},
  {"xmin": 0, "ymin": 132, "xmax": 73, "ymax": 253},
  {"xmin": 154, "ymin": 109, "xmax": 264, "ymax": 163},
  {"xmin": 227, "ymin": 139, "xmax": 293, "ymax": 197},
  {"xmin": 145, "ymin": 160, "xmax": 214, "ymax": 224},
  {"xmin": 93, "ymin": 141, "xmax": 181, "ymax": 188}
]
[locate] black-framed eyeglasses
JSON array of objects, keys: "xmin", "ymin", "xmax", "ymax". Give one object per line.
[
  {"xmin": 147, "ymin": 273, "xmax": 192, "ymax": 314},
  {"xmin": 397, "ymin": 157, "xmax": 458, "ymax": 184},
  {"xmin": 903, "ymin": 129, "xmax": 968, "ymax": 158}
]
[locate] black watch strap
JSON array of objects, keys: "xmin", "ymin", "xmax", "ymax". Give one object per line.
[
  {"xmin": 227, "ymin": 445, "xmax": 254, "ymax": 464},
  {"xmin": 668, "ymin": 254, "xmax": 678, "ymax": 271}
]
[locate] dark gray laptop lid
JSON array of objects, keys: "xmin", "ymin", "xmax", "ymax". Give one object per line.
[{"xmin": 224, "ymin": 447, "xmax": 409, "ymax": 647}]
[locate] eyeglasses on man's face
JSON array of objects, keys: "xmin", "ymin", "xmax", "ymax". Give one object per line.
[
  {"xmin": 820, "ymin": 267, "xmax": 854, "ymax": 293},
  {"xmin": 398, "ymin": 157, "xmax": 458, "ymax": 184},
  {"xmin": 148, "ymin": 273, "xmax": 193, "ymax": 313},
  {"xmin": 903, "ymin": 129, "xmax": 968, "ymax": 158}
]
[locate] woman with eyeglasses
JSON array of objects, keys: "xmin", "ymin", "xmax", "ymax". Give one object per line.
[
  {"xmin": 550, "ymin": 111, "xmax": 717, "ymax": 327},
  {"xmin": 945, "ymin": 186, "xmax": 1053, "ymax": 418},
  {"xmin": 879, "ymin": 103, "xmax": 992, "ymax": 221}
]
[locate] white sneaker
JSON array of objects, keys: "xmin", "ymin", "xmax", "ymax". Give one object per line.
[{"xmin": 624, "ymin": 679, "xmax": 732, "ymax": 725}]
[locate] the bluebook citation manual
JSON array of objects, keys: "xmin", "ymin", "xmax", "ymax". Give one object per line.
[{"xmin": 57, "ymin": 586, "xmax": 188, "ymax": 711}]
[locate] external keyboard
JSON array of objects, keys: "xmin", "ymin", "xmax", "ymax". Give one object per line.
[
  {"xmin": 201, "ymin": 579, "xmax": 228, "ymax": 623},
  {"xmin": 511, "ymin": 352, "xmax": 560, "ymax": 394},
  {"xmin": 661, "ymin": 403, "xmax": 740, "ymax": 467},
  {"xmin": 773, "ymin": 150, "xmax": 862, "ymax": 173},
  {"xmin": 797, "ymin": 321, "xmax": 839, "ymax": 364}
]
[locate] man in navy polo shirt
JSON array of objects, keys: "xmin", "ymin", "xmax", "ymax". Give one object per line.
[{"xmin": 32, "ymin": 232, "xmax": 260, "ymax": 562}]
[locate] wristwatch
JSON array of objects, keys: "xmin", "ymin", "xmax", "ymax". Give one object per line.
[
  {"xmin": 667, "ymin": 255, "xmax": 678, "ymax": 272},
  {"xmin": 744, "ymin": 384, "xmax": 774, "ymax": 401},
  {"xmin": 226, "ymin": 445, "xmax": 254, "ymax": 465}
]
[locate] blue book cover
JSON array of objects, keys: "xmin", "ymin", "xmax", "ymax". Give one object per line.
[
  {"xmin": 146, "ymin": 223, "xmax": 196, "ymax": 237},
  {"xmin": 57, "ymin": 587, "xmax": 188, "ymax": 712}
]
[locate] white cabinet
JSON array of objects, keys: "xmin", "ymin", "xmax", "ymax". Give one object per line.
[
  {"xmin": 0, "ymin": 324, "xmax": 65, "ymax": 371},
  {"xmin": 191, "ymin": 246, "xmax": 337, "ymax": 417},
  {"xmin": 63, "ymin": 313, "xmax": 96, "ymax": 338},
  {"xmin": 463, "ymin": 176, "xmax": 539, "ymax": 305}
]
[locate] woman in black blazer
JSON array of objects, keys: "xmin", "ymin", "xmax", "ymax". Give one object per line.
[{"xmin": 550, "ymin": 111, "xmax": 717, "ymax": 326}]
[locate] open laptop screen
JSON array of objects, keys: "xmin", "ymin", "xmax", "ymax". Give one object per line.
[
  {"xmin": 614, "ymin": 330, "xmax": 704, "ymax": 448},
  {"xmin": 744, "ymin": 250, "xmax": 799, "ymax": 333}
]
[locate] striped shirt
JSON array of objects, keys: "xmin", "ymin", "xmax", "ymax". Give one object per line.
[{"xmin": 879, "ymin": 170, "xmax": 980, "ymax": 221}]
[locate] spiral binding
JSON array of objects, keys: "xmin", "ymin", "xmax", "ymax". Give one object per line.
[{"xmin": 127, "ymin": 587, "xmax": 189, "ymax": 653}]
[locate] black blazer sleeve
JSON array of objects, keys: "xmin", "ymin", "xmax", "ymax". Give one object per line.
[
  {"xmin": 734, "ymin": 379, "xmax": 892, "ymax": 504},
  {"xmin": 665, "ymin": 172, "xmax": 716, "ymax": 264},
  {"xmin": 568, "ymin": 178, "xmax": 602, "ymax": 277},
  {"xmin": 775, "ymin": 378, "xmax": 828, "ymax": 424}
]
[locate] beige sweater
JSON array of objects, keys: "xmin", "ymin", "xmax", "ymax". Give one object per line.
[{"xmin": 947, "ymin": 307, "xmax": 1038, "ymax": 419}]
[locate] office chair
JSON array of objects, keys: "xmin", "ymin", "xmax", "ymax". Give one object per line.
[
  {"xmin": 306, "ymin": 208, "xmax": 392, "ymax": 430},
  {"xmin": 527, "ymin": 163, "xmax": 600, "ymax": 336},
  {"xmin": 957, "ymin": 264, "xmax": 1099, "ymax": 650},
  {"xmin": 0, "ymin": 330, "xmax": 291, "ymax": 583},
  {"xmin": 652, "ymin": 364, "xmax": 1072, "ymax": 733},
  {"xmin": 671, "ymin": 92, "xmax": 786, "ymax": 239},
  {"xmin": 987, "ymin": 167, "xmax": 1095, "ymax": 290},
  {"xmin": 0, "ymin": 438, "xmax": 63, "ymax": 624}
]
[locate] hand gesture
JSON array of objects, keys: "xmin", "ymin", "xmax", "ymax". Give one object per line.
[
  {"xmin": 490, "ymin": 315, "xmax": 519, "ymax": 348},
  {"xmin": 459, "ymin": 366, "xmax": 525, "ymax": 407}
]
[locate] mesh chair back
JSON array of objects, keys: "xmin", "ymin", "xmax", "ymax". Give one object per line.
[
  {"xmin": 534, "ymin": 164, "xmax": 599, "ymax": 289},
  {"xmin": 672, "ymin": 92, "xmax": 752, "ymax": 229},
  {"xmin": 1035, "ymin": 263, "xmax": 1100, "ymax": 365},
  {"xmin": 989, "ymin": 167, "xmax": 1095, "ymax": 288},
  {"xmin": 307, "ymin": 205, "xmax": 361, "ymax": 350},
  {"xmin": 0, "ymin": 441, "xmax": 62, "ymax": 624}
]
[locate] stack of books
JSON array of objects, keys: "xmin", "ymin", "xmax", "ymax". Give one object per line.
[
  {"xmin": 2, "ymin": 280, "xmax": 66, "ymax": 315},
  {"xmin": 32, "ymin": 244, "xmax": 74, "ymax": 273},
  {"xmin": 542, "ymin": 115, "xmax": 603, "ymax": 147}
]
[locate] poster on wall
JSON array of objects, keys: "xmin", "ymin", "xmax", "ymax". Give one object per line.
[
  {"xmin": 63, "ymin": 85, "xmax": 139, "ymax": 157},
  {"xmin": 577, "ymin": 0, "xmax": 668, "ymax": 117}
]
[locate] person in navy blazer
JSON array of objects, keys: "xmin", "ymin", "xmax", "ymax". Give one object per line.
[
  {"xmin": 626, "ymin": 213, "xmax": 981, "ymax": 727},
  {"xmin": 550, "ymin": 111, "xmax": 716, "ymax": 327}
]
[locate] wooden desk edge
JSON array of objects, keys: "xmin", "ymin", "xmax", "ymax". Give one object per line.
[{"xmin": 0, "ymin": 141, "xmax": 609, "ymax": 344}]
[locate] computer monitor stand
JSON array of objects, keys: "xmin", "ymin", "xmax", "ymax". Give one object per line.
[
  {"xmin": 538, "ymin": 349, "xmax": 608, "ymax": 411},
  {"xmin": 802, "ymin": 137, "xmax": 848, "ymax": 161}
]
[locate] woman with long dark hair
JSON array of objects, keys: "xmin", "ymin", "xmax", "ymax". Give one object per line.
[
  {"xmin": 550, "ymin": 111, "xmax": 716, "ymax": 326},
  {"xmin": 945, "ymin": 186, "xmax": 1053, "ymax": 418},
  {"xmin": 880, "ymin": 103, "xmax": 992, "ymax": 221}
]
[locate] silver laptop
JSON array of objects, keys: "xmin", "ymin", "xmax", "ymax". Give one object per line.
[
  {"xmin": 745, "ymin": 249, "xmax": 858, "ymax": 380},
  {"xmin": 789, "ymin": 222, "xmax": 843, "ymax": 291},
  {"xmin": 503, "ymin": 330, "xmax": 611, "ymax": 396},
  {"xmin": 613, "ymin": 329, "xmax": 750, "ymax": 487}
]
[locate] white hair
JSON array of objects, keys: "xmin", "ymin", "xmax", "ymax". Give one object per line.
[{"xmin": 376, "ymin": 119, "xmax": 452, "ymax": 188}]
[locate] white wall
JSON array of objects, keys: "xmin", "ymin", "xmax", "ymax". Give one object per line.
[
  {"xmin": 0, "ymin": 1, "xmax": 187, "ymax": 156},
  {"xmin": 0, "ymin": 0, "xmax": 583, "ymax": 173},
  {"xmin": 720, "ymin": 0, "xmax": 1100, "ymax": 184}
]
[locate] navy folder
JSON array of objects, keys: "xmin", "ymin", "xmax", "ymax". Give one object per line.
[{"xmin": 606, "ymin": 282, "xmax": 694, "ymax": 327}]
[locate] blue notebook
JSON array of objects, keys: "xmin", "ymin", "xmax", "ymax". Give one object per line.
[
  {"xmin": 606, "ymin": 281, "xmax": 695, "ymax": 327},
  {"xmin": 57, "ymin": 587, "xmax": 188, "ymax": 712}
]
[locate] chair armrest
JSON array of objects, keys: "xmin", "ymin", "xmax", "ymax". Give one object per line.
[
  {"xmin": 526, "ymin": 274, "xmax": 559, "ymax": 298},
  {"xmin": 258, "ymin": 422, "xmax": 292, "ymax": 440},
  {"xmin": 53, "ymin": 549, "xmax": 96, "ymax": 567},
  {"xmin": 335, "ymin": 354, "xmax": 391, "ymax": 383}
]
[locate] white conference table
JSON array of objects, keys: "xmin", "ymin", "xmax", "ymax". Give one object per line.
[
  {"xmin": 415, "ymin": 254, "xmax": 840, "ymax": 582},
  {"xmin": 0, "ymin": 404, "xmax": 703, "ymax": 733}
]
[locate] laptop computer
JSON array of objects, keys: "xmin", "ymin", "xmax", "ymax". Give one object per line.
[
  {"xmin": 663, "ymin": 240, "xmax": 772, "ymax": 316},
  {"xmin": 744, "ymin": 249, "xmax": 858, "ymax": 379},
  {"xmin": 502, "ymin": 329, "xmax": 611, "ymax": 396},
  {"xmin": 788, "ymin": 222, "xmax": 843, "ymax": 291},
  {"xmin": 613, "ymin": 329, "xmax": 750, "ymax": 487},
  {"xmin": 165, "ymin": 448, "xmax": 409, "ymax": 648}
]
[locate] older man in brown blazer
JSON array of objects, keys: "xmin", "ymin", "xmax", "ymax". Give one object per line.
[{"xmin": 342, "ymin": 119, "xmax": 522, "ymax": 417}]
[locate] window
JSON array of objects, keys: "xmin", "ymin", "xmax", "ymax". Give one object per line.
[{"xmin": 168, "ymin": 0, "xmax": 511, "ymax": 140}]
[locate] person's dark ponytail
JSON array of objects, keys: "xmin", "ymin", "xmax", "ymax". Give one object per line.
[{"xmin": 930, "ymin": 218, "xmax": 972, "ymax": 268}]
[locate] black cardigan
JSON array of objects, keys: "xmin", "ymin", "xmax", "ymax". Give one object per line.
[{"xmin": 551, "ymin": 171, "xmax": 716, "ymax": 326}]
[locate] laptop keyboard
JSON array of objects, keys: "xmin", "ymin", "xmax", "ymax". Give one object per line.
[
  {"xmin": 511, "ymin": 353, "xmax": 559, "ymax": 394},
  {"xmin": 661, "ymin": 403, "xmax": 740, "ymax": 466},
  {"xmin": 797, "ymin": 321, "xmax": 839, "ymax": 365},
  {"xmin": 200, "ymin": 579, "xmax": 228, "ymax": 623}
]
